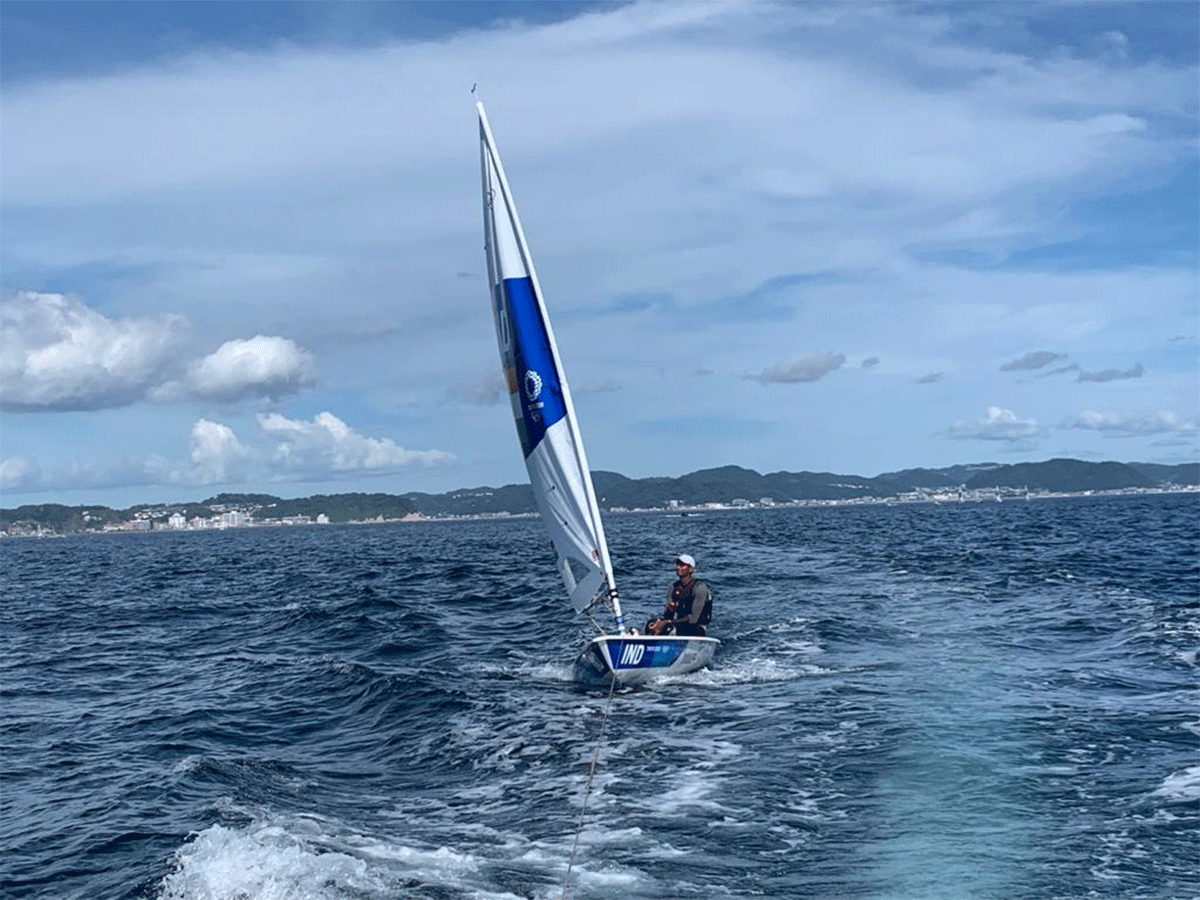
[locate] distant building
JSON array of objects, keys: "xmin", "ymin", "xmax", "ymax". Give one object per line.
[{"xmin": 168, "ymin": 513, "xmax": 186, "ymax": 529}]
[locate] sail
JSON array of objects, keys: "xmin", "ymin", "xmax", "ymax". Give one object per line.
[{"xmin": 477, "ymin": 102, "xmax": 623, "ymax": 623}]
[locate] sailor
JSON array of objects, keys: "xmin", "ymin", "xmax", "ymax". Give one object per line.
[{"xmin": 647, "ymin": 554, "xmax": 712, "ymax": 636}]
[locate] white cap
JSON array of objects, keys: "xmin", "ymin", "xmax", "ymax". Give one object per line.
[{"xmin": 675, "ymin": 554, "xmax": 696, "ymax": 568}]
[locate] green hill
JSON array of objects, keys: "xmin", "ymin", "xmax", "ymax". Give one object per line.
[
  {"xmin": 2, "ymin": 457, "xmax": 1194, "ymax": 533},
  {"xmin": 962, "ymin": 459, "xmax": 1154, "ymax": 491}
]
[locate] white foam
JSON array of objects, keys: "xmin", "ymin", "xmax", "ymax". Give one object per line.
[
  {"xmin": 157, "ymin": 821, "xmax": 377, "ymax": 900},
  {"xmin": 170, "ymin": 755, "xmax": 204, "ymax": 776},
  {"xmin": 1153, "ymin": 765, "xmax": 1200, "ymax": 802},
  {"xmin": 722, "ymin": 617, "xmax": 809, "ymax": 642},
  {"xmin": 155, "ymin": 815, "xmax": 556, "ymax": 900},
  {"xmin": 677, "ymin": 657, "xmax": 833, "ymax": 685},
  {"xmin": 474, "ymin": 659, "xmax": 574, "ymax": 682}
]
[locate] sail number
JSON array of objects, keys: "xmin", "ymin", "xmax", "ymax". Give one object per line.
[{"xmin": 618, "ymin": 642, "xmax": 645, "ymax": 666}]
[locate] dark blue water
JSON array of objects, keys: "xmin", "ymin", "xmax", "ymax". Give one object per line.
[{"xmin": 2, "ymin": 494, "xmax": 1196, "ymax": 900}]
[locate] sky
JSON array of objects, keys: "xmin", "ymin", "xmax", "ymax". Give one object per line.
[{"xmin": 1, "ymin": 0, "xmax": 1197, "ymax": 509}]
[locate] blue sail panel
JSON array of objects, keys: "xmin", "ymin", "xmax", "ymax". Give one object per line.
[
  {"xmin": 499, "ymin": 276, "xmax": 568, "ymax": 458},
  {"xmin": 478, "ymin": 99, "xmax": 623, "ymax": 626}
]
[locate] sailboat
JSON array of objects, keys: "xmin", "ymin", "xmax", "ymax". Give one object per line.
[{"xmin": 477, "ymin": 101, "xmax": 718, "ymax": 687}]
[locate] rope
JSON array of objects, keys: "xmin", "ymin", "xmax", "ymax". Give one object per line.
[{"xmin": 560, "ymin": 670, "xmax": 619, "ymax": 899}]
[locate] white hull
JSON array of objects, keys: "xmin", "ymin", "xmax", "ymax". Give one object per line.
[{"xmin": 573, "ymin": 635, "xmax": 719, "ymax": 687}]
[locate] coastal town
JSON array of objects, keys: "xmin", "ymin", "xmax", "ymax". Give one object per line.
[{"xmin": 2, "ymin": 479, "xmax": 1194, "ymax": 538}]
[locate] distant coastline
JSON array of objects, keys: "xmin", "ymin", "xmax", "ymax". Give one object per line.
[
  {"xmin": 3, "ymin": 485, "xmax": 1195, "ymax": 541},
  {"xmin": 2, "ymin": 457, "xmax": 1196, "ymax": 537}
]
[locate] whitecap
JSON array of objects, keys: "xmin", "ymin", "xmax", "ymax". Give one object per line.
[
  {"xmin": 1153, "ymin": 765, "xmax": 1200, "ymax": 802},
  {"xmin": 678, "ymin": 657, "xmax": 833, "ymax": 685},
  {"xmin": 156, "ymin": 814, "xmax": 551, "ymax": 900},
  {"xmin": 157, "ymin": 820, "xmax": 377, "ymax": 900}
]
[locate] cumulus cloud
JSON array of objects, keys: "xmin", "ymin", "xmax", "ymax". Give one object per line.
[
  {"xmin": 0, "ymin": 291, "xmax": 185, "ymax": 411},
  {"xmin": 0, "ymin": 413, "xmax": 455, "ymax": 496},
  {"xmin": 750, "ymin": 352, "xmax": 846, "ymax": 384},
  {"xmin": 188, "ymin": 418, "xmax": 252, "ymax": 483},
  {"xmin": 155, "ymin": 335, "xmax": 317, "ymax": 403},
  {"xmin": 1001, "ymin": 350, "xmax": 1067, "ymax": 371},
  {"xmin": 0, "ymin": 293, "xmax": 317, "ymax": 412},
  {"xmin": 944, "ymin": 406, "xmax": 1041, "ymax": 443},
  {"xmin": 258, "ymin": 411, "xmax": 453, "ymax": 474},
  {"xmin": 1059, "ymin": 410, "xmax": 1198, "ymax": 437}
]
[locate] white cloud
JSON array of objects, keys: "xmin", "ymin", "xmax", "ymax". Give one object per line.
[
  {"xmin": 155, "ymin": 335, "xmax": 317, "ymax": 403},
  {"xmin": 1059, "ymin": 410, "xmax": 1198, "ymax": 437},
  {"xmin": 944, "ymin": 406, "xmax": 1042, "ymax": 443},
  {"xmin": 0, "ymin": 291, "xmax": 185, "ymax": 411},
  {"xmin": 187, "ymin": 418, "xmax": 251, "ymax": 483},
  {"xmin": 0, "ymin": 293, "xmax": 316, "ymax": 411},
  {"xmin": 751, "ymin": 353, "xmax": 846, "ymax": 385},
  {"xmin": 257, "ymin": 411, "xmax": 454, "ymax": 474},
  {"xmin": 0, "ymin": 412, "xmax": 455, "ymax": 498}
]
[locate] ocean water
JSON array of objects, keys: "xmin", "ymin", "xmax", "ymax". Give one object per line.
[{"xmin": 1, "ymin": 494, "xmax": 1196, "ymax": 900}]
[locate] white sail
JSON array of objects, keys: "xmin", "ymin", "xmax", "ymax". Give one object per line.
[{"xmin": 477, "ymin": 102, "xmax": 625, "ymax": 627}]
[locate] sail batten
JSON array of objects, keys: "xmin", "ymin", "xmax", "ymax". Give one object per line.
[{"xmin": 477, "ymin": 102, "xmax": 624, "ymax": 628}]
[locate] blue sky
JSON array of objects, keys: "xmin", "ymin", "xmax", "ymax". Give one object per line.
[{"xmin": 2, "ymin": 0, "xmax": 1197, "ymax": 509}]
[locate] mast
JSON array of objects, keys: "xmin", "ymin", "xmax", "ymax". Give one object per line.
[{"xmin": 477, "ymin": 102, "xmax": 627, "ymax": 633}]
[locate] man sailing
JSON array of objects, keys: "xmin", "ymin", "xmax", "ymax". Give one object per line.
[{"xmin": 647, "ymin": 554, "xmax": 712, "ymax": 636}]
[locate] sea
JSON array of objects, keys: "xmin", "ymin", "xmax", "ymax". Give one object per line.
[{"xmin": 1, "ymin": 493, "xmax": 1196, "ymax": 900}]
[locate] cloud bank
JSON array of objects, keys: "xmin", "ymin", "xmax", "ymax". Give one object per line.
[
  {"xmin": 1, "ymin": 411, "xmax": 455, "ymax": 497},
  {"xmin": 0, "ymin": 291, "xmax": 185, "ymax": 411},
  {"xmin": 2, "ymin": 292, "xmax": 318, "ymax": 410},
  {"xmin": 258, "ymin": 412, "xmax": 454, "ymax": 475}
]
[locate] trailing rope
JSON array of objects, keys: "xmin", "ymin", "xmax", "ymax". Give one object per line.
[{"xmin": 560, "ymin": 671, "xmax": 619, "ymax": 900}]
